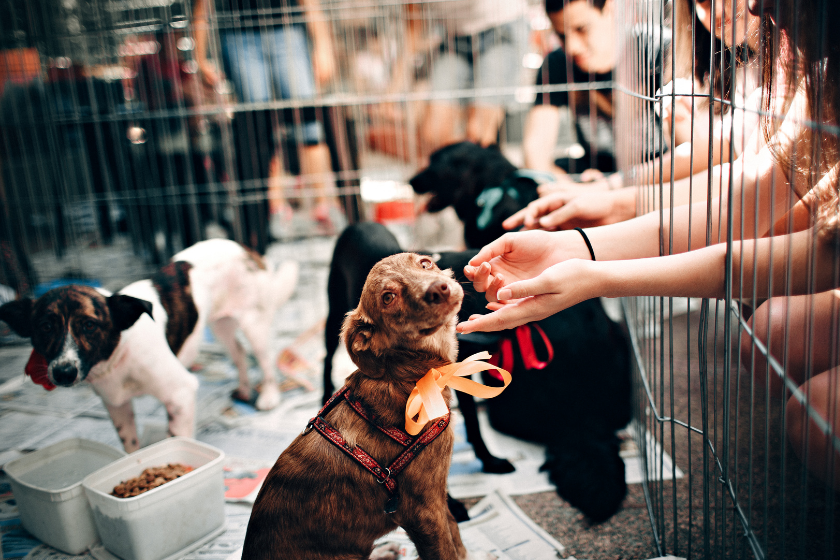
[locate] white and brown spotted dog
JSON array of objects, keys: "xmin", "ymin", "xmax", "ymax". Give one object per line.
[
  {"xmin": 0, "ymin": 239, "xmax": 298, "ymax": 452},
  {"xmin": 242, "ymin": 252, "xmax": 491, "ymax": 560}
]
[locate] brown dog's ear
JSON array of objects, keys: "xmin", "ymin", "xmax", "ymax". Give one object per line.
[
  {"xmin": 341, "ymin": 309, "xmax": 383, "ymax": 376},
  {"xmin": 107, "ymin": 295, "xmax": 154, "ymax": 331},
  {"xmin": 341, "ymin": 309, "xmax": 373, "ymax": 356},
  {"xmin": 0, "ymin": 299, "xmax": 34, "ymax": 338}
]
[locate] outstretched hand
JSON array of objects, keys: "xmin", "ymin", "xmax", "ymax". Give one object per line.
[
  {"xmin": 503, "ymin": 190, "xmax": 636, "ymax": 232},
  {"xmin": 456, "ymin": 230, "xmax": 599, "ymax": 332},
  {"xmin": 457, "ymin": 258, "xmax": 602, "ymax": 333}
]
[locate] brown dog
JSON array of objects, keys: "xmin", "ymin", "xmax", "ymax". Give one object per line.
[{"xmin": 242, "ymin": 252, "xmax": 481, "ymax": 560}]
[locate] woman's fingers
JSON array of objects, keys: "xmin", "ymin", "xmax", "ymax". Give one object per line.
[
  {"xmin": 503, "ymin": 194, "xmax": 572, "ymax": 231},
  {"xmin": 466, "ymin": 262, "xmax": 493, "ymax": 292},
  {"xmin": 492, "ymin": 273, "xmax": 549, "ymax": 302},
  {"xmin": 537, "ymin": 200, "xmax": 584, "ymax": 230},
  {"xmin": 502, "ymin": 207, "xmax": 531, "ymax": 231},
  {"xmin": 457, "ymin": 296, "xmax": 549, "ymax": 333},
  {"xmin": 467, "ymin": 234, "xmax": 516, "ymax": 268}
]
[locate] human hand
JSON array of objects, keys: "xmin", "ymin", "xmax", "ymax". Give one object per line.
[
  {"xmin": 457, "ymin": 258, "xmax": 602, "ymax": 333},
  {"xmin": 197, "ymin": 59, "xmax": 224, "ymax": 89},
  {"xmin": 312, "ymin": 40, "xmax": 337, "ymax": 86},
  {"xmin": 536, "ymin": 170, "xmax": 616, "ymax": 196},
  {"xmin": 503, "ymin": 189, "xmax": 636, "ymax": 231},
  {"xmin": 462, "ymin": 230, "xmax": 592, "ymax": 302},
  {"xmin": 658, "ymin": 79, "xmax": 698, "ymax": 147},
  {"xmin": 537, "ymin": 180, "xmax": 589, "ymax": 196}
]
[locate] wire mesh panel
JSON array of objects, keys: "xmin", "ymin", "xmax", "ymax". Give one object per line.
[
  {"xmin": 4, "ymin": 1, "xmax": 839, "ymax": 557},
  {"xmin": 0, "ymin": 0, "xmax": 557, "ymax": 294},
  {"xmin": 616, "ymin": 0, "xmax": 840, "ymax": 558}
]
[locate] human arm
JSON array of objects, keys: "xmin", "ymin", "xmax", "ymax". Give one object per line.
[
  {"xmin": 192, "ymin": 0, "xmax": 223, "ymax": 87},
  {"xmin": 508, "ymin": 116, "xmax": 752, "ymax": 233},
  {"xmin": 503, "ymin": 188, "xmax": 637, "ymax": 231},
  {"xmin": 300, "ymin": 0, "xmax": 336, "ymax": 86},
  {"xmin": 456, "ymin": 228, "xmax": 838, "ymax": 333},
  {"xmin": 505, "ymin": 124, "xmax": 788, "ymax": 251},
  {"xmin": 522, "ymin": 105, "xmax": 567, "ymax": 178}
]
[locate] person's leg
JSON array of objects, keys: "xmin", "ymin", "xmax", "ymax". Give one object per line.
[
  {"xmin": 421, "ymin": 51, "xmax": 470, "ymax": 156},
  {"xmin": 740, "ymin": 291, "xmax": 840, "ymax": 398},
  {"xmin": 468, "ymin": 20, "xmax": 528, "ymax": 147},
  {"xmin": 269, "ymin": 25, "xmax": 343, "ymax": 232},
  {"xmin": 466, "ymin": 105, "xmax": 506, "ymax": 147},
  {"xmin": 786, "ymin": 366, "xmax": 840, "ymax": 488},
  {"xmin": 220, "ymin": 30, "xmax": 273, "ymax": 251}
]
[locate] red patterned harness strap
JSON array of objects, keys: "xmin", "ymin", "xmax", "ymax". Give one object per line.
[{"xmin": 304, "ymin": 386, "xmax": 451, "ymax": 513}]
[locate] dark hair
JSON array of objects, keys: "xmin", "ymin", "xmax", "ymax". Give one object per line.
[
  {"xmin": 545, "ymin": 0, "xmax": 608, "ymax": 15},
  {"xmin": 673, "ymin": 0, "xmax": 754, "ymax": 114}
]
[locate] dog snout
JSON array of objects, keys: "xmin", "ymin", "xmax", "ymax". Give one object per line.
[
  {"xmin": 51, "ymin": 362, "xmax": 78, "ymax": 386},
  {"xmin": 424, "ymin": 281, "xmax": 451, "ymax": 305}
]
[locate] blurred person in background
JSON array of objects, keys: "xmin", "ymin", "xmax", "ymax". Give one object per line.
[
  {"xmin": 419, "ymin": 0, "xmax": 530, "ymax": 156},
  {"xmin": 193, "ymin": 0, "xmax": 345, "ymax": 249},
  {"xmin": 522, "ymin": 0, "xmax": 668, "ymax": 186},
  {"xmin": 523, "ymin": 0, "xmax": 617, "ymax": 179},
  {"xmin": 511, "ymin": 0, "xmax": 763, "ymax": 231}
]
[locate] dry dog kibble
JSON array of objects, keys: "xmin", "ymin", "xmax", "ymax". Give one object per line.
[{"xmin": 111, "ymin": 463, "xmax": 194, "ymax": 498}]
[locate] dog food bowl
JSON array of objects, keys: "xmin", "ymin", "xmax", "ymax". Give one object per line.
[
  {"xmin": 4, "ymin": 438, "xmax": 127, "ymax": 554},
  {"xmin": 82, "ymin": 437, "xmax": 225, "ymax": 560}
]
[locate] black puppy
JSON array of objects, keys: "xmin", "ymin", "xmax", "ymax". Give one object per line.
[
  {"xmin": 478, "ymin": 298, "xmax": 632, "ymax": 523},
  {"xmin": 322, "ymin": 222, "xmax": 515, "ymax": 476},
  {"xmin": 409, "ymin": 142, "xmax": 548, "ymax": 249},
  {"xmin": 323, "ymin": 222, "xmax": 633, "ymax": 522}
]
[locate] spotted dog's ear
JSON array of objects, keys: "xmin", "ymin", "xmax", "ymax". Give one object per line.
[
  {"xmin": 340, "ymin": 308, "xmax": 383, "ymax": 377},
  {"xmin": 0, "ymin": 298, "xmax": 34, "ymax": 338},
  {"xmin": 107, "ymin": 295, "xmax": 153, "ymax": 332}
]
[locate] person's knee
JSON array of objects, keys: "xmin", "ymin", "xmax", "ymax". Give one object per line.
[
  {"xmin": 740, "ymin": 298, "xmax": 788, "ymax": 397},
  {"xmin": 466, "ymin": 105, "xmax": 505, "ymax": 147},
  {"xmin": 785, "ymin": 371, "xmax": 840, "ymax": 488},
  {"xmin": 421, "ymin": 103, "xmax": 460, "ymax": 149}
]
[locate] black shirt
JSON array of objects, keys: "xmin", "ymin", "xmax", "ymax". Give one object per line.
[{"xmin": 534, "ymin": 29, "xmax": 669, "ymax": 173}]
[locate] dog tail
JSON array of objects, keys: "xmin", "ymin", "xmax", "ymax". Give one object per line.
[
  {"xmin": 541, "ymin": 432, "xmax": 627, "ymax": 523},
  {"xmin": 270, "ymin": 261, "xmax": 300, "ymax": 311}
]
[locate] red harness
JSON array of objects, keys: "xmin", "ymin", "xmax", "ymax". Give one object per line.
[{"xmin": 305, "ymin": 386, "xmax": 450, "ymax": 514}]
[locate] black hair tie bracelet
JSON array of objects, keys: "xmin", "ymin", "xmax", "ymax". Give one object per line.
[{"xmin": 574, "ymin": 227, "xmax": 596, "ymax": 261}]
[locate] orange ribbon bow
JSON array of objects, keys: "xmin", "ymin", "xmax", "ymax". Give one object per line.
[{"xmin": 405, "ymin": 351, "xmax": 512, "ymax": 436}]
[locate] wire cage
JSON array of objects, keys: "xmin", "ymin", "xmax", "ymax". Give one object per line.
[
  {"xmin": 616, "ymin": 0, "xmax": 840, "ymax": 558},
  {"xmin": 2, "ymin": 0, "xmax": 840, "ymax": 558},
  {"xmin": 0, "ymin": 0, "xmax": 556, "ymax": 294}
]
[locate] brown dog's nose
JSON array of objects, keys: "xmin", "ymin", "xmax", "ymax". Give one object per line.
[{"xmin": 424, "ymin": 281, "xmax": 450, "ymax": 304}]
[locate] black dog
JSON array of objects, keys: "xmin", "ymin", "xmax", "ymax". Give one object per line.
[
  {"xmin": 323, "ymin": 222, "xmax": 633, "ymax": 522},
  {"xmin": 409, "ymin": 142, "xmax": 550, "ymax": 249}
]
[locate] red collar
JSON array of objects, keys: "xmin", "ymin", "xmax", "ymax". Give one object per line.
[
  {"xmin": 306, "ymin": 386, "xmax": 450, "ymax": 514},
  {"xmin": 25, "ymin": 350, "xmax": 56, "ymax": 391}
]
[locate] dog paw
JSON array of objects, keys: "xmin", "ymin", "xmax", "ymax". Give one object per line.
[
  {"xmin": 480, "ymin": 456, "xmax": 515, "ymax": 474},
  {"xmin": 369, "ymin": 542, "xmax": 400, "ymax": 560},
  {"xmin": 255, "ymin": 383, "xmax": 281, "ymax": 410}
]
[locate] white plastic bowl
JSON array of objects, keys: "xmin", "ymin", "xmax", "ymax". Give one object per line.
[
  {"xmin": 4, "ymin": 438, "xmax": 126, "ymax": 554},
  {"xmin": 82, "ymin": 437, "xmax": 226, "ymax": 560}
]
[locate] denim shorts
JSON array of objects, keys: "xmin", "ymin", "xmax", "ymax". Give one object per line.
[
  {"xmin": 429, "ymin": 19, "xmax": 528, "ymax": 108},
  {"xmin": 220, "ymin": 25, "xmax": 323, "ymax": 145}
]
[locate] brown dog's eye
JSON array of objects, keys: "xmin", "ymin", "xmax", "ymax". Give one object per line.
[
  {"xmin": 382, "ymin": 292, "xmax": 395, "ymax": 305},
  {"xmin": 39, "ymin": 321, "xmax": 52, "ymax": 334},
  {"xmin": 419, "ymin": 258, "xmax": 433, "ymax": 270},
  {"xmin": 81, "ymin": 320, "xmax": 97, "ymax": 333}
]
